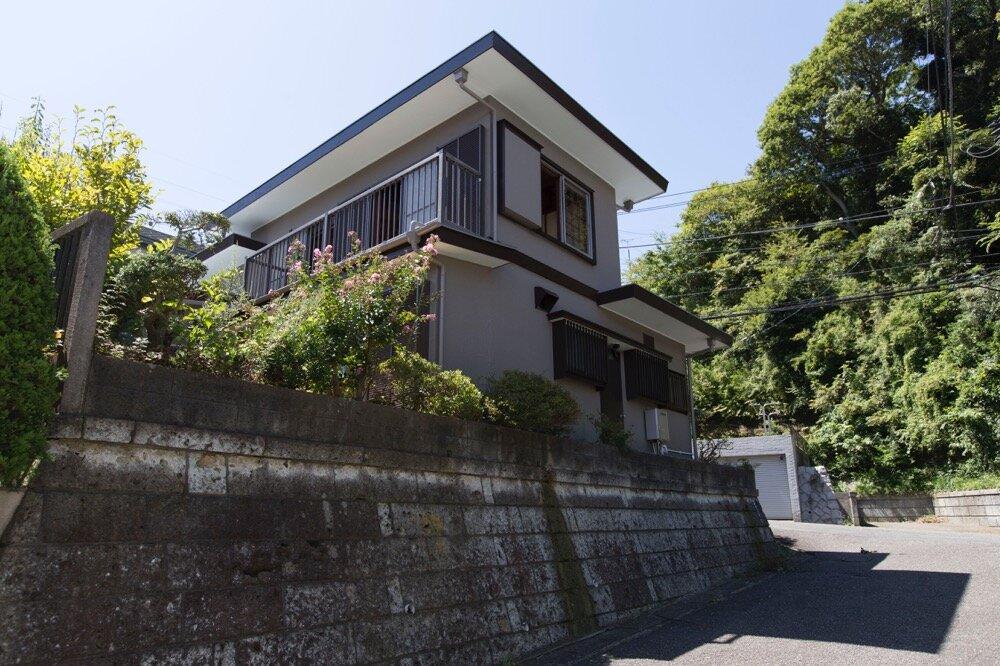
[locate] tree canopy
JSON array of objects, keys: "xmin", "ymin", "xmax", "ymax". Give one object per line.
[{"xmin": 628, "ymin": 0, "xmax": 1000, "ymax": 491}]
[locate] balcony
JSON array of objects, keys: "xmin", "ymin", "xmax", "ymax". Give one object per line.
[{"xmin": 244, "ymin": 150, "xmax": 483, "ymax": 299}]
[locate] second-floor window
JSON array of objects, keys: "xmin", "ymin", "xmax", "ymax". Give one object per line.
[{"xmin": 540, "ymin": 159, "xmax": 594, "ymax": 258}]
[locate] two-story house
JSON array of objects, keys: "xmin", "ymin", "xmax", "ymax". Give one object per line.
[{"xmin": 198, "ymin": 32, "xmax": 732, "ymax": 456}]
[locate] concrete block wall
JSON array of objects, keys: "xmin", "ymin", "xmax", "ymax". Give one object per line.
[
  {"xmin": 932, "ymin": 490, "xmax": 1000, "ymax": 527},
  {"xmin": 0, "ymin": 356, "xmax": 778, "ymax": 663},
  {"xmin": 855, "ymin": 495, "xmax": 935, "ymax": 522},
  {"xmin": 796, "ymin": 466, "xmax": 846, "ymax": 524}
]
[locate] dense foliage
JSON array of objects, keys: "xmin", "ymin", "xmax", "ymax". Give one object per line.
[
  {"xmin": 0, "ymin": 144, "xmax": 58, "ymax": 487},
  {"xmin": 5, "ymin": 100, "xmax": 154, "ymax": 256},
  {"xmin": 629, "ymin": 0, "xmax": 1000, "ymax": 491},
  {"xmin": 487, "ymin": 371, "xmax": 581, "ymax": 436},
  {"xmin": 246, "ymin": 236, "xmax": 438, "ymax": 399},
  {"xmin": 372, "ymin": 349, "xmax": 488, "ymax": 420},
  {"xmin": 101, "ymin": 241, "xmax": 206, "ymax": 359}
]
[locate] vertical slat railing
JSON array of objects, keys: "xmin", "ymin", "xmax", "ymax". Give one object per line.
[{"xmin": 242, "ymin": 150, "xmax": 483, "ymax": 300}]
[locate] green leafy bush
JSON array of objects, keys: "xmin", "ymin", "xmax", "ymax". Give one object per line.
[
  {"xmin": 487, "ymin": 371, "xmax": 580, "ymax": 436},
  {"xmin": 589, "ymin": 414, "xmax": 633, "ymax": 453},
  {"xmin": 0, "ymin": 144, "xmax": 58, "ymax": 487},
  {"xmin": 372, "ymin": 349, "xmax": 485, "ymax": 420},
  {"xmin": 101, "ymin": 241, "xmax": 205, "ymax": 358},
  {"xmin": 247, "ymin": 235, "xmax": 437, "ymax": 398},
  {"xmin": 175, "ymin": 267, "xmax": 252, "ymax": 376}
]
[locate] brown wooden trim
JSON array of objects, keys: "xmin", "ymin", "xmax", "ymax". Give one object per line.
[
  {"xmin": 546, "ymin": 310, "xmax": 672, "ymax": 363},
  {"xmin": 497, "ymin": 120, "xmax": 597, "ymax": 266}
]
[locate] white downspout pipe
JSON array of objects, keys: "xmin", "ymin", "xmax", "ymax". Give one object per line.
[{"xmin": 454, "ymin": 68, "xmax": 498, "ymax": 242}]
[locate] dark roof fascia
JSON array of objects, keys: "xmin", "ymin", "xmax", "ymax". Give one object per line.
[
  {"xmin": 222, "ymin": 31, "xmax": 668, "ymax": 218},
  {"xmin": 596, "ymin": 284, "xmax": 734, "ymax": 347},
  {"xmin": 195, "ymin": 233, "xmax": 266, "ymax": 261}
]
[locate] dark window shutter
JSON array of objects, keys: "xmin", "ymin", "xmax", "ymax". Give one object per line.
[
  {"xmin": 442, "ymin": 127, "xmax": 483, "ymax": 172},
  {"xmin": 552, "ymin": 319, "xmax": 608, "ymax": 385},
  {"xmin": 623, "ymin": 349, "xmax": 671, "ymax": 404}
]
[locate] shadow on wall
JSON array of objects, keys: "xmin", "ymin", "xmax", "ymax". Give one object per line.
[{"xmin": 593, "ymin": 547, "xmax": 969, "ymax": 662}]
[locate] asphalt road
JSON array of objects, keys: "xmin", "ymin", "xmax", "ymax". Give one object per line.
[{"xmin": 533, "ymin": 521, "xmax": 1000, "ymax": 665}]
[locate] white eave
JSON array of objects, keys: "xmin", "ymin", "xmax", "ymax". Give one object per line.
[
  {"xmin": 223, "ymin": 32, "xmax": 667, "ymax": 235},
  {"xmin": 596, "ymin": 285, "xmax": 734, "ymax": 356}
]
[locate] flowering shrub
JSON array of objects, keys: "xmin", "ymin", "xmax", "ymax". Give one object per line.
[
  {"xmin": 248, "ymin": 233, "xmax": 438, "ymax": 398},
  {"xmin": 372, "ymin": 349, "xmax": 488, "ymax": 420},
  {"xmin": 486, "ymin": 370, "xmax": 580, "ymax": 436}
]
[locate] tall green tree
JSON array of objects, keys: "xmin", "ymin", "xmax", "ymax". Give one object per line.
[
  {"xmin": 629, "ymin": 0, "xmax": 1000, "ymax": 490},
  {"xmin": 5, "ymin": 100, "xmax": 154, "ymax": 256},
  {"xmin": 0, "ymin": 144, "xmax": 58, "ymax": 487}
]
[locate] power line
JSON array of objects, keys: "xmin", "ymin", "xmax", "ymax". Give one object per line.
[
  {"xmin": 634, "ymin": 144, "xmax": 907, "ymax": 205},
  {"xmin": 618, "ymin": 193, "xmax": 997, "ymax": 251},
  {"xmin": 621, "ymin": 153, "xmax": 899, "ymax": 216},
  {"xmin": 703, "ymin": 270, "xmax": 994, "ymax": 321},
  {"xmin": 664, "ymin": 253, "xmax": 1000, "ymax": 301}
]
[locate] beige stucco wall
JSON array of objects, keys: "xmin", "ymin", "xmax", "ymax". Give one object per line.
[{"xmin": 434, "ymin": 255, "xmax": 690, "ymax": 452}]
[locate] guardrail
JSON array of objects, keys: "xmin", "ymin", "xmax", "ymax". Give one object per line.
[{"xmin": 244, "ymin": 151, "xmax": 482, "ymax": 299}]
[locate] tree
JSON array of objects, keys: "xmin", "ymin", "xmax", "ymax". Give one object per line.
[
  {"xmin": 145, "ymin": 209, "xmax": 231, "ymax": 255},
  {"xmin": 629, "ymin": 0, "xmax": 1000, "ymax": 490},
  {"xmin": 0, "ymin": 143, "xmax": 58, "ymax": 487},
  {"xmin": 5, "ymin": 99, "xmax": 154, "ymax": 255}
]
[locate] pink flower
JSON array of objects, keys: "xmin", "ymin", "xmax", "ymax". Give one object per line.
[{"xmin": 424, "ymin": 313, "xmax": 437, "ymax": 322}]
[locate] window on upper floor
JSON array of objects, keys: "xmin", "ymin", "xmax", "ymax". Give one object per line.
[{"xmin": 499, "ymin": 120, "xmax": 596, "ymax": 262}]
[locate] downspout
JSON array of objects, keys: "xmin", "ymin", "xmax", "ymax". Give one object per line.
[
  {"xmin": 686, "ymin": 355, "xmax": 698, "ymax": 459},
  {"xmin": 453, "ymin": 68, "xmax": 499, "ymax": 242}
]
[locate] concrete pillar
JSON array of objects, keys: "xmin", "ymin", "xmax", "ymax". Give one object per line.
[{"xmin": 53, "ymin": 211, "xmax": 115, "ymax": 414}]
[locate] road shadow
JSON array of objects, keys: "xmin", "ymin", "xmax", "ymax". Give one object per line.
[{"xmin": 540, "ymin": 542, "xmax": 970, "ymax": 663}]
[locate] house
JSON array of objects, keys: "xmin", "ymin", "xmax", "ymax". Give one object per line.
[
  {"xmin": 704, "ymin": 433, "xmax": 846, "ymax": 523},
  {"xmin": 200, "ymin": 32, "xmax": 732, "ymax": 454}
]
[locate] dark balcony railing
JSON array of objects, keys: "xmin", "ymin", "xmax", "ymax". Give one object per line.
[{"xmin": 244, "ymin": 151, "xmax": 483, "ymax": 299}]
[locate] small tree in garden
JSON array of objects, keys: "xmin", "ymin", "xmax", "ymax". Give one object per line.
[
  {"xmin": 249, "ymin": 233, "xmax": 438, "ymax": 399},
  {"xmin": 101, "ymin": 241, "xmax": 206, "ymax": 359},
  {"xmin": 0, "ymin": 144, "xmax": 58, "ymax": 487},
  {"xmin": 6, "ymin": 100, "xmax": 154, "ymax": 256}
]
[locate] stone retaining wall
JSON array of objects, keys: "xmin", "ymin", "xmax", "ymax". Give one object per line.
[
  {"xmin": 856, "ymin": 495, "xmax": 935, "ymax": 523},
  {"xmin": 796, "ymin": 466, "xmax": 845, "ymax": 524},
  {"xmin": 932, "ymin": 490, "xmax": 1000, "ymax": 527},
  {"xmin": 0, "ymin": 356, "xmax": 778, "ymax": 663}
]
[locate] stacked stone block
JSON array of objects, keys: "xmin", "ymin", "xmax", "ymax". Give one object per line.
[{"xmin": 0, "ymin": 356, "xmax": 778, "ymax": 663}]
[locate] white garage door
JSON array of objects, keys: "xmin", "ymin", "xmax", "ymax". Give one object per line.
[{"xmin": 725, "ymin": 455, "xmax": 792, "ymax": 519}]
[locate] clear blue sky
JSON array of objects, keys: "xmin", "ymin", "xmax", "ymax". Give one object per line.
[{"xmin": 0, "ymin": 0, "xmax": 843, "ymax": 267}]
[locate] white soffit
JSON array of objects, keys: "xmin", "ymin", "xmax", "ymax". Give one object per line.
[
  {"xmin": 464, "ymin": 50, "xmax": 663, "ymax": 207},
  {"xmin": 599, "ymin": 299, "xmax": 726, "ymax": 355},
  {"xmin": 229, "ymin": 79, "xmax": 477, "ymax": 233},
  {"xmin": 227, "ymin": 41, "xmax": 666, "ymax": 234}
]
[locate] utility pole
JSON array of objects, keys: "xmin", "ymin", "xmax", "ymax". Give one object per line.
[{"xmin": 759, "ymin": 402, "xmax": 781, "ymax": 435}]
